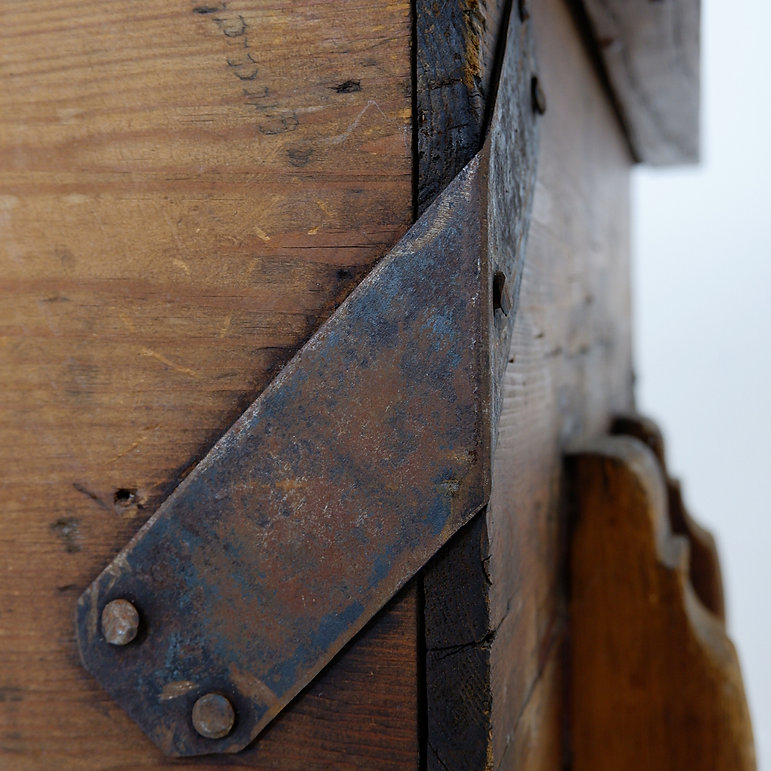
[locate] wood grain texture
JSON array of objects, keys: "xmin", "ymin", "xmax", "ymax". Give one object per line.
[
  {"xmin": 0, "ymin": 0, "xmax": 419, "ymax": 767},
  {"xmin": 577, "ymin": 0, "xmax": 701, "ymax": 165},
  {"xmin": 568, "ymin": 436, "xmax": 755, "ymax": 770},
  {"xmin": 423, "ymin": 0, "xmax": 634, "ymax": 766},
  {"xmin": 418, "ymin": 2, "xmax": 509, "ymax": 766},
  {"xmin": 415, "ymin": 0, "xmax": 509, "ymax": 214},
  {"xmin": 611, "ymin": 413, "xmax": 726, "ymax": 620},
  {"xmin": 499, "ymin": 633, "xmax": 566, "ymax": 771}
]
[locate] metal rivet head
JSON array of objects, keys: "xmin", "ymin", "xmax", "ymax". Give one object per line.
[
  {"xmin": 531, "ymin": 76, "xmax": 547, "ymax": 115},
  {"xmin": 493, "ymin": 271, "xmax": 512, "ymax": 316},
  {"xmin": 101, "ymin": 599, "xmax": 140, "ymax": 646},
  {"xmin": 192, "ymin": 693, "xmax": 235, "ymax": 740},
  {"xmin": 518, "ymin": 0, "xmax": 530, "ymax": 21}
]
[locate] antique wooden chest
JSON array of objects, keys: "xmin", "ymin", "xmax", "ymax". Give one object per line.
[{"xmin": 0, "ymin": 0, "xmax": 754, "ymax": 768}]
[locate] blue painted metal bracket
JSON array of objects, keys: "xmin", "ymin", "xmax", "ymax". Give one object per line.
[{"xmin": 76, "ymin": 5, "xmax": 540, "ymax": 758}]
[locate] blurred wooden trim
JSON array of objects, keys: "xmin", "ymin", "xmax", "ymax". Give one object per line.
[
  {"xmin": 576, "ymin": 0, "xmax": 701, "ymax": 165},
  {"xmin": 568, "ymin": 434, "xmax": 755, "ymax": 770}
]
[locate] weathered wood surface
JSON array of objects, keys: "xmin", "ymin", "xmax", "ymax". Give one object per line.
[
  {"xmin": 417, "ymin": 2, "xmax": 515, "ymax": 766},
  {"xmin": 0, "ymin": 0, "xmax": 695, "ymax": 767},
  {"xmin": 568, "ymin": 436, "xmax": 755, "ymax": 770},
  {"xmin": 0, "ymin": 1, "xmax": 419, "ymax": 767},
  {"xmin": 577, "ymin": 0, "xmax": 701, "ymax": 165},
  {"xmin": 503, "ymin": 638, "xmax": 566, "ymax": 771},
  {"xmin": 416, "ymin": 0, "xmax": 510, "ymax": 215},
  {"xmin": 423, "ymin": 0, "xmax": 634, "ymax": 766}
]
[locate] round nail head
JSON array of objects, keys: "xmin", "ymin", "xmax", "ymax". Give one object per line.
[
  {"xmin": 493, "ymin": 271, "xmax": 512, "ymax": 316},
  {"xmin": 532, "ymin": 76, "xmax": 547, "ymax": 115},
  {"xmin": 101, "ymin": 599, "xmax": 140, "ymax": 646},
  {"xmin": 192, "ymin": 693, "xmax": 235, "ymax": 740}
]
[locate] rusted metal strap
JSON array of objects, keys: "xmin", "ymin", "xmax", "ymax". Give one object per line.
[{"xmin": 76, "ymin": 6, "xmax": 540, "ymax": 758}]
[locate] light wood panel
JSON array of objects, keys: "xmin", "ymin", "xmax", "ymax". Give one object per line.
[
  {"xmin": 578, "ymin": 0, "xmax": 701, "ymax": 164},
  {"xmin": 488, "ymin": 0, "xmax": 633, "ymax": 760}
]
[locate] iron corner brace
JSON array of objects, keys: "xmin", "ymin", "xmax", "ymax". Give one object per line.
[{"xmin": 75, "ymin": 7, "xmax": 541, "ymax": 758}]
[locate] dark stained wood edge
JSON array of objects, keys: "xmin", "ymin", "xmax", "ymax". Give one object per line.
[
  {"xmin": 424, "ymin": 515, "xmax": 494, "ymax": 770},
  {"xmin": 567, "ymin": 435, "xmax": 755, "ymax": 769},
  {"xmin": 415, "ymin": 0, "xmax": 511, "ymax": 215},
  {"xmin": 417, "ymin": 2, "xmax": 537, "ymax": 768},
  {"xmin": 574, "ymin": 0, "xmax": 701, "ymax": 165},
  {"xmin": 420, "ymin": 0, "xmax": 638, "ymax": 763}
]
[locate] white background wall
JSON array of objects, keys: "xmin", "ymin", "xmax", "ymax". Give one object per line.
[{"xmin": 633, "ymin": 0, "xmax": 770, "ymax": 765}]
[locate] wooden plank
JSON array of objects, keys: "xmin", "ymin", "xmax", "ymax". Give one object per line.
[
  {"xmin": 422, "ymin": 0, "xmax": 635, "ymax": 766},
  {"xmin": 568, "ymin": 436, "xmax": 755, "ymax": 769},
  {"xmin": 416, "ymin": 1, "xmax": 509, "ymax": 766},
  {"xmin": 0, "ymin": 1, "xmax": 419, "ymax": 767},
  {"xmin": 415, "ymin": 0, "xmax": 509, "ymax": 214},
  {"xmin": 577, "ymin": 0, "xmax": 701, "ymax": 165},
  {"xmin": 499, "ymin": 633, "xmax": 566, "ymax": 771},
  {"xmin": 611, "ymin": 413, "xmax": 727, "ymax": 620}
]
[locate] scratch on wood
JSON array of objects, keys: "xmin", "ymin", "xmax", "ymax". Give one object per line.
[
  {"xmin": 0, "ymin": 686, "xmax": 23, "ymax": 703},
  {"xmin": 333, "ymin": 80, "xmax": 362, "ymax": 93},
  {"xmin": 73, "ymin": 482, "xmax": 110, "ymax": 512},
  {"xmin": 254, "ymin": 226, "xmax": 271, "ymax": 243},
  {"xmin": 138, "ymin": 347, "xmax": 199, "ymax": 379},
  {"xmin": 315, "ymin": 199, "xmax": 335, "ymax": 217},
  {"xmin": 172, "ymin": 258, "xmax": 191, "ymax": 276},
  {"xmin": 107, "ymin": 428, "xmax": 158, "ymax": 464},
  {"xmin": 192, "ymin": 4, "xmax": 223, "ymax": 13},
  {"xmin": 119, "ymin": 311, "xmax": 136, "ymax": 333},
  {"xmin": 50, "ymin": 517, "xmax": 82, "ymax": 553},
  {"xmin": 323, "ymin": 100, "xmax": 388, "ymax": 146}
]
